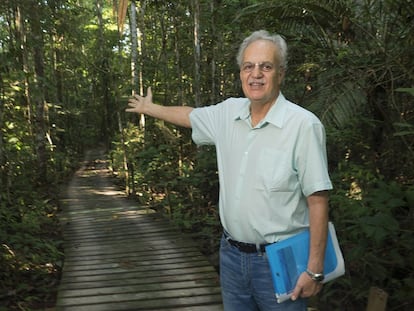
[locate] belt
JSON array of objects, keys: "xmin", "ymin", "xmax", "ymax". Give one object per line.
[{"xmin": 224, "ymin": 232, "xmax": 269, "ymax": 253}]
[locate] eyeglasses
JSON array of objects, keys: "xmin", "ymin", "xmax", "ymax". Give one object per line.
[{"xmin": 241, "ymin": 62, "xmax": 275, "ymax": 73}]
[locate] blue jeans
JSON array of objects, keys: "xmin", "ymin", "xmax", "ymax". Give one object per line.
[{"xmin": 220, "ymin": 235, "xmax": 307, "ymax": 311}]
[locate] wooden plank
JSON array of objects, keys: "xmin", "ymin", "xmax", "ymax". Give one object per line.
[
  {"xmin": 63, "ymin": 249, "xmax": 202, "ymax": 264},
  {"xmin": 61, "ymin": 261, "xmax": 216, "ymax": 279},
  {"xmin": 58, "ymin": 286, "xmax": 222, "ymax": 305},
  {"xmin": 58, "ymin": 294, "xmax": 223, "ymax": 311},
  {"xmin": 58, "ymin": 279, "xmax": 219, "ymax": 298},
  {"xmin": 62, "ymin": 253, "xmax": 207, "ymax": 272},
  {"xmin": 62, "ymin": 241, "xmax": 200, "ymax": 257},
  {"xmin": 63, "ymin": 248, "xmax": 202, "ymax": 262},
  {"xmin": 59, "ymin": 266, "xmax": 217, "ymax": 284},
  {"xmin": 56, "ymin": 149, "xmax": 222, "ymax": 310},
  {"xmin": 62, "ymin": 223, "xmax": 177, "ymax": 237},
  {"xmin": 58, "ymin": 272, "xmax": 219, "ymax": 291}
]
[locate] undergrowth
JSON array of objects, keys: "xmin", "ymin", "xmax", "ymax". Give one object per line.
[{"xmin": 0, "ymin": 193, "xmax": 64, "ymax": 310}]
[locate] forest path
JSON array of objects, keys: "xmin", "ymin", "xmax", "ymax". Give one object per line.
[{"xmin": 56, "ymin": 148, "xmax": 223, "ymax": 311}]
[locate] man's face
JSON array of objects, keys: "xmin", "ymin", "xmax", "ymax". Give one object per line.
[{"xmin": 240, "ymin": 40, "xmax": 285, "ymax": 106}]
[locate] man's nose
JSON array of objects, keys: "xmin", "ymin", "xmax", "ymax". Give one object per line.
[{"xmin": 251, "ymin": 64, "xmax": 264, "ymax": 76}]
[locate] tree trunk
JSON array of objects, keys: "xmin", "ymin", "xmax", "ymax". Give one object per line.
[
  {"xmin": 96, "ymin": 0, "xmax": 112, "ymax": 145},
  {"xmin": 13, "ymin": 2, "xmax": 31, "ymax": 132},
  {"xmin": 210, "ymin": 0, "xmax": 216, "ymax": 104},
  {"xmin": 192, "ymin": 0, "xmax": 201, "ymax": 107},
  {"xmin": 130, "ymin": 0, "xmax": 139, "ymax": 96},
  {"xmin": 130, "ymin": 0, "xmax": 146, "ymax": 129},
  {"xmin": 0, "ymin": 73, "xmax": 5, "ymax": 194},
  {"xmin": 28, "ymin": 0, "xmax": 48, "ymax": 184},
  {"xmin": 137, "ymin": 1, "xmax": 146, "ymax": 98}
]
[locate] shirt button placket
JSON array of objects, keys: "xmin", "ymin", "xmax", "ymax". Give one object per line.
[{"xmin": 235, "ymin": 131, "xmax": 255, "ymax": 203}]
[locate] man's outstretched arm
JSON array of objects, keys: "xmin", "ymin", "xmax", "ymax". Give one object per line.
[{"xmin": 126, "ymin": 87, "xmax": 194, "ymax": 128}]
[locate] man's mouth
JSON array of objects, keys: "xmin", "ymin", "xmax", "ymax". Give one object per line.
[{"xmin": 248, "ymin": 81, "xmax": 265, "ymax": 86}]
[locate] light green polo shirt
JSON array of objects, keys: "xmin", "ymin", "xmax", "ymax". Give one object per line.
[{"xmin": 189, "ymin": 93, "xmax": 333, "ymax": 244}]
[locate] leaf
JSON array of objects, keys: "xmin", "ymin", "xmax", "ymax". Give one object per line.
[
  {"xmin": 360, "ymin": 212, "xmax": 400, "ymax": 245},
  {"xmin": 395, "ymin": 87, "xmax": 414, "ymax": 96},
  {"xmin": 393, "ymin": 122, "xmax": 414, "ymax": 137}
]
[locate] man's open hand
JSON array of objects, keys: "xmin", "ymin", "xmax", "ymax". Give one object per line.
[{"xmin": 126, "ymin": 87, "xmax": 153, "ymax": 114}]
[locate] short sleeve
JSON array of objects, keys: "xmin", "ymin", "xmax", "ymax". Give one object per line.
[{"xmin": 296, "ymin": 121, "xmax": 333, "ymax": 196}]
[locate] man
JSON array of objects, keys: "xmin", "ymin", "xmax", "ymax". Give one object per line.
[{"xmin": 126, "ymin": 30, "xmax": 333, "ymax": 311}]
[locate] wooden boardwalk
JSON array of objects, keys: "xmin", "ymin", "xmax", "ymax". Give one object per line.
[{"xmin": 56, "ymin": 149, "xmax": 223, "ymax": 311}]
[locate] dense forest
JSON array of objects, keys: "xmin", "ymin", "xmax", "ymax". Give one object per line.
[{"xmin": 1, "ymin": 0, "xmax": 413, "ymax": 310}]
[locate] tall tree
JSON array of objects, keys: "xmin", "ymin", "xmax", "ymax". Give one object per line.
[
  {"xmin": 129, "ymin": 0, "xmax": 139, "ymax": 96},
  {"xmin": 192, "ymin": 0, "xmax": 201, "ymax": 107},
  {"xmin": 0, "ymin": 72, "xmax": 4, "ymax": 194},
  {"xmin": 96, "ymin": 0, "xmax": 111, "ymax": 144},
  {"xmin": 27, "ymin": 0, "xmax": 48, "ymax": 184}
]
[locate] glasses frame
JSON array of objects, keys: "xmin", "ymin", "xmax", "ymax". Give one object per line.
[{"xmin": 241, "ymin": 61, "xmax": 277, "ymax": 73}]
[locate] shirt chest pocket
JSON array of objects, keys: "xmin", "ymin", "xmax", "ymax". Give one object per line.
[{"xmin": 256, "ymin": 149, "xmax": 297, "ymax": 192}]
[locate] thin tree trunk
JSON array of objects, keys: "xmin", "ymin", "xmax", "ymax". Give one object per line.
[
  {"xmin": 117, "ymin": 112, "xmax": 130, "ymax": 195},
  {"xmin": 96, "ymin": 0, "xmax": 112, "ymax": 145},
  {"xmin": 174, "ymin": 18, "xmax": 183, "ymax": 106},
  {"xmin": 192, "ymin": 0, "xmax": 201, "ymax": 107},
  {"xmin": 28, "ymin": 0, "xmax": 48, "ymax": 184},
  {"xmin": 0, "ymin": 73, "xmax": 5, "ymax": 195},
  {"xmin": 210, "ymin": 0, "xmax": 216, "ymax": 103},
  {"xmin": 14, "ymin": 3, "xmax": 32, "ymax": 135},
  {"xmin": 130, "ymin": 0, "xmax": 139, "ymax": 96},
  {"xmin": 137, "ymin": 2, "xmax": 146, "ymax": 129},
  {"xmin": 130, "ymin": 0, "xmax": 146, "ymax": 129}
]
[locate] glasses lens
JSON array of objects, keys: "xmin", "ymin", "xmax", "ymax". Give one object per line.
[
  {"xmin": 242, "ymin": 63, "xmax": 254, "ymax": 72},
  {"xmin": 242, "ymin": 62, "xmax": 274, "ymax": 72},
  {"xmin": 260, "ymin": 62, "xmax": 274, "ymax": 72}
]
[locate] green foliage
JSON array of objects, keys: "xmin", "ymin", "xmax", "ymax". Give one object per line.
[
  {"xmin": 394, "ymin": 88, "xmax": 414, "ymax": 138},
  {"xmin": 324, "ymin": 163, "xmax": 414, "ymax": 310},
  {"xmin": 0, "ymin": 197, "xmax": 63, "ymax": 310},
  {"xmin": 0, "ymin": 2, "xmax": 93, "ymax": 307}
]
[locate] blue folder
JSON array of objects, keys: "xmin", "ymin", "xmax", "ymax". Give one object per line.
[{"xmin": 265, "ymin": 222, "xmax": 345, "ymax": 303}]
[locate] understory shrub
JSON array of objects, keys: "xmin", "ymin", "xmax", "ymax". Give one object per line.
[{"xmin": 321, "ymin": 162, "xmax": 414, "ymax": 310}]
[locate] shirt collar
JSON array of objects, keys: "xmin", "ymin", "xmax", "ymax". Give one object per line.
[{"xmin": 234, "ymin": 93, "xmax": 287, "ymax": 128}]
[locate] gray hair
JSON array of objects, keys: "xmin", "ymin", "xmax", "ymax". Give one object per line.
[{"xmin": 236, "ymin": 30, "xmax": 288, "ymax": 69}]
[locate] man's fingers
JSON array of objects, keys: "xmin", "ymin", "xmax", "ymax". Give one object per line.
[
  {"xmin": 126, "ymin": 87, "xmax": 152, "ymax": 113},
  {"xmin": 291, "ymin": 285, "xmax": 302, "ymax": 301},
  {"xmin": 146, "ymin": 87, "xmax": 152, "ymax": 102}
]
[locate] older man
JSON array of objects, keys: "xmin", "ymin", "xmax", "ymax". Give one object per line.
[{"xmin": 127, "ymin": 30, "xmax": 332, "ymax": 311}]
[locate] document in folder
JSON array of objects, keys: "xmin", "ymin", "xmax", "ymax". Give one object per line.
[{"xmin": 265, "ymin": 222, "xmax": 345, "ymax": 303}]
